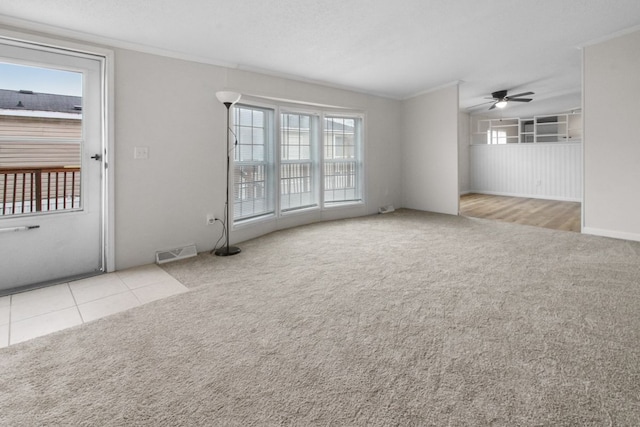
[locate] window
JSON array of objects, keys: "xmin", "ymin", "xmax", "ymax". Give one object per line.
[
  {"xmin": 280, "ymin": 112, "xmax": 318, "ymax": 212},
  {"xmin": 488, "ymin": 129, "xmax": 507, "ymax": 145},
  {"xmin": 323, "ymin": 116, "xmax": 363, "ymax": 203},
  {"xmin": 232, "ymin": 103, "xmax": 363, "ymax": 224},
  {"xmin": 233, "ymin": 105, "xmax": 275, "ymax": 220},
  {"xmin": 0, "ymin": 62, "xmax": 83, "ymax": 216}
]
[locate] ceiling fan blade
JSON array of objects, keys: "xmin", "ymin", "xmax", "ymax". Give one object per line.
[
  {"xmin": 507, "ymin": 91, "xmax": 534, "ymax": 98},
  {"xmin": 508, "ymin": 98, "xmax": 532, "ymax": 102},
  {"xmin": 467, "ymin": 100, "xmax": 495, "ymax": 109},
  {"xmin": 488, "ymin": 102, "xmax": 497, "ymax": 110}
]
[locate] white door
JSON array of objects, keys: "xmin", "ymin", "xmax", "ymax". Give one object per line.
[{"xmin": 0, "ymin": 39, "xmax": 105, "ymax": 292}]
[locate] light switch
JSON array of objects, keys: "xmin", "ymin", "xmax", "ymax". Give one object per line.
[{"xmin": 134, "ymin": 146, "xmax": 149, "ymax": 160}]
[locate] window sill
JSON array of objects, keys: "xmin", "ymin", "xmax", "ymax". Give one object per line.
[
  {"xmin": 233, "ymin": 212, "xmax": 276, "ymax": 230},
  {"xmin": 323, "ymin": 200, "xmax": 365, "ymax": 210},
  {"xmin": 280, "ymin": 204, "xmax": 321, "ymax": 217}
]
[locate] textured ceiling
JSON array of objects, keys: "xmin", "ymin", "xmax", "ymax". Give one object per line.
[{"xmin": 1, "ymin": 0, "xmax": 640, "ymax": 116}]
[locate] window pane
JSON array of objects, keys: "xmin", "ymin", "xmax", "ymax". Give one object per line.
[
  {"xmin": 238, "ymin": 126, "xmax": 252, "ymax": 145},
  {"xmin": 300, "ymin": 145, "xmax": 310, "ymax": 159},
  {"xmin": 0, "ymin": 61, "xmax": 83, "ymax": 216},
  {"xmin": 239, "ymin": 108, "xmax": 253, "ymax": 126},
  {"xmin": 253, "ymin": 145, "xmax": 264, "ymax": 162},
  {"xmin": 233, "ymin": 106, "xmax": 273, "ymax": 221},
  {"xmin": 238, "ymin": 144, "xmax": 252, "ymax": 161},
  {"xmin": 323, "ymin": 116, "xmax": 362, "ymax": 204},
  {"xmin": 280, "ymin": 113, "xmax": 317, "ymax": 211},
  {"xmin": 252, "ymin": 128, "xmax": 264, "ymax": 145},
  {"xmin": 281, "ymin": 162, "xmax": 314, "ymax": 211},
  {"xmin": 252, "ymin": 110, "xmax": 263, "ymax": 127}
]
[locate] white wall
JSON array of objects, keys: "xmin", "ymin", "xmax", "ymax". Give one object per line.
[
  {"xmin": 458, "ymin": 112, "xmax": 471, "ymax": 194},
  {"xmin": 470, "ymin": 143, "xmax": 582, "ymax": 201},
  {"xmin": 583, "ymin": 29, "xmax": 640, "ymax": 241},
  {"xmin": 114, "ymin": 50, "xmax": 403, "ymax": 269},
  {"xmin": 401, "ymin": 85, "xmax": 459, "ymax": 215},
  {"xmin": 2, "ymin": 25, "xmax": 462, "ymax": 273},
  {"xmin": 114, "ymin": 50, "xmax": 226, "ymax": 269}
]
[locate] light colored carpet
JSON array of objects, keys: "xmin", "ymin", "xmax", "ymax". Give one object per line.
[{"xmin": 1, "ymin": 209, "xmax": 640, "ymax": 426}]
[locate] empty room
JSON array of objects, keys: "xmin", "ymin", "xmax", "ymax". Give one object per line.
[{"xmin": 1, "ymin": 1, "xmax": 640, "ymax": 425}]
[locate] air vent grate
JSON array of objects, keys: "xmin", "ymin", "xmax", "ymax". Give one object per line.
[{"xmin": 155, "ymin": 244, "xmax": 197, "ymax": 264}]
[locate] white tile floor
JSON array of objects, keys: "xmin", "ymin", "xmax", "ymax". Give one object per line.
[{"xmin": 0, "ymin": 264, "xmax": 188, "ymax": 348}]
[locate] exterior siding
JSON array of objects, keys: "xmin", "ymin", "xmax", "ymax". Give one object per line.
[
  {"xmin": 0, "ymin": 115, "xmax": 81, "ymax": 168},
  {"xmin": 0, "ymin": 115, "xmax": 81, "ymax": 139}
]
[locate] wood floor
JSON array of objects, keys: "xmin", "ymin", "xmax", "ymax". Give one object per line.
[{"xmin": 459, "ymin": 193, "xmax": 582, "ymax": 232}]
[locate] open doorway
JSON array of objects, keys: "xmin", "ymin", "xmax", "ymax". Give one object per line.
[{"xmin": 458, "ymin": 109, "xmax": 583, "ymax": 233}]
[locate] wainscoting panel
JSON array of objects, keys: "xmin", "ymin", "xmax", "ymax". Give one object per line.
[{"xmin": 469, "ymin": 143, "xmax": 582, "ymax": 201}]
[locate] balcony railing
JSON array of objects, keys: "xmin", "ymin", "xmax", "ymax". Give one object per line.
[{"xmin": 0, "ymin": 167, "xmax": 81, "ymax": 216}]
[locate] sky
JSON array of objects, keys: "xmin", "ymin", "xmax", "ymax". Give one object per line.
[{"xmin": 0, "ymin": 61, "xmax": 82, "ymax": 96}]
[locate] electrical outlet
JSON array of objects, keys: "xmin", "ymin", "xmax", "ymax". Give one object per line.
[
  {"xmin": 134, "ymin": 146, "xmax": 149, "ymax": 160},
  {"xmin": 206, "ymin": 214, "xmax": 215, "ymax": 225}
]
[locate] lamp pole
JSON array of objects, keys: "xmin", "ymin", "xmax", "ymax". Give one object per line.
[{"xmin": 215, "ymin": 92, "xmax": 241, "ymax": 256}]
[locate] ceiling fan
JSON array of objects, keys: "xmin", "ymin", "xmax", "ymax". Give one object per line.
[{"xmin": 486, "ymin": 89, "xmax": 534, "ymax": 110}]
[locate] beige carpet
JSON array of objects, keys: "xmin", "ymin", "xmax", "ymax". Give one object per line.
[{"xmin": 1, "ymin": 209, "xmax": 640, "ymax": 426}]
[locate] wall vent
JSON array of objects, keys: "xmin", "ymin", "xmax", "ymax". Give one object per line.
[{"xmin": 155, "ymin": 244, "xmax": 197, "ymax": 264}]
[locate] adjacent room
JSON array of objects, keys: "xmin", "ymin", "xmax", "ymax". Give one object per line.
[
  {"xmin": 1, "ymin": 1, "xmax": 640, "ymax": 425},
  {"xmin": 459, "ymin": 91, "xmax": 584, "ymax": 232}
]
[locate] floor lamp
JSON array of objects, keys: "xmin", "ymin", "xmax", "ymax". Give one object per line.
[{"xmin": 214, "ymin": 91, "xmax": 242, "ymax": 256}]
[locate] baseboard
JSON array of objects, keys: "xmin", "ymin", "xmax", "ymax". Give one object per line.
[
  {"xmin": 468, "ymin": 190, "xmax": 581, "ymax": 203},
  {"xmin": 582, "ymin": 227, "xmax": 640, "ymax": 242}
]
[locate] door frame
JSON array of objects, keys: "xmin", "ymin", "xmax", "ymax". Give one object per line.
[{"xmin": 0, "ymin": 27, "xmax": 115, "ymax": 274}]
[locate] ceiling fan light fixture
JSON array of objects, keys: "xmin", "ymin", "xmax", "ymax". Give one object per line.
[{"xmin": 495, "ymin": 100, "xmax": 508, "ymax": 109}]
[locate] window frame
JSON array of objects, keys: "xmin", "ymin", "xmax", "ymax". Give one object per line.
[
  {"xmin": 321, "ymin": 114, "xmax": 365, "ymax": 207},
  {"xmin": 278, "ymin": 107, "xmax": 322, "ymax": 216},
  {"xmin": 232, "ymin": 99, "xmax": 364, "ymax": 227},
  {"xmin": 232, "ymin": 103, "xmax": 276, "ymax": 222}
]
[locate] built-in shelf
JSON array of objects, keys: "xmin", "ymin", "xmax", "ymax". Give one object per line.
[
  {"xmin": 472, "ymin": 112, "xmax": 582, "ymax": 144},
  {"xmin": 520, "ymin": 119, "xmax": 534, "ymax": 143}
]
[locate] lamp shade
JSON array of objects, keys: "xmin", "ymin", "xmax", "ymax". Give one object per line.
[
  {"xmin": 495, "ymin": 100, "xmax": 508, "ymax": 109},
  {"xmin": 216, "ymin": 91, "xmax": 241, "ymax": 105}
]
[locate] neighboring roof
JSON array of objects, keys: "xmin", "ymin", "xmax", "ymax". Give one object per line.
[
  {"xmin": 324, "ymin": 118, "xmax": 355, "ymax": 133},
  {"xmin": 0, "ymin": 89, "xmax": 82, "ymax": 117}
]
